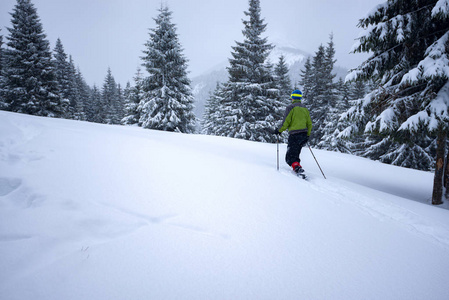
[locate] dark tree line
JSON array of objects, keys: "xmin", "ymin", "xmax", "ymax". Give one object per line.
[{"xmin": 0, "ymin": 0, "xmax": 195, "ymax": 131}]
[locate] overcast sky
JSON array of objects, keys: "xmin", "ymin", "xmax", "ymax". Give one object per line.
[{"xmin": 0, "ymin": 0, "xmax": 382, "ymax": 86}]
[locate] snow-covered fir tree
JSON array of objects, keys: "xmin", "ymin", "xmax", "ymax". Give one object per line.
[
  {"xmin": 212, "ymin": 0, "xmax": 283, "ymax": 143},
  {"xmin": 302, "ymin": 36, "xmax": 338, "ymax": 146},
  {"xmin": 343, "ymin": 0, "xmax": 448, "ymax": 169},
  {"xmin": 201, "ymin": 83, "xmax": 225, "ymax": 136},
  {"xmin": 350, "ymin": 79, "xmax": 367, "ymax": 100},
  {"xmin": 86, "ymin": 85, "xmax": 102, "ymax": 123},
  {"xmin": 0, "ymin": 29, "xmax": 3, "ymax": 70},
  {"xmin": 101, "ymin": 68, "xmax": 122, "ymax": 124},
  {"xmin": 116, "ymin": 84, "xmax": 125, "ymax": 123},
  {"xmin": 122, "ymin": 82, "xmax": 132, "ymax": 123},
  {"xmin": 328, "ymin": 79, "xmax": 371, "ymax": 154},
  {"xmin": 298, "ymin": 56, "xmax": 313, "ymax": 99},
  {"xmin": 272, "ymin": 55, "xmax": 293, "ymax": 143},
  {"xmin": 66, "ymin": 56, "xmax": 80, "ymax": 119},
  {"xmin": 343, "ymin": 0, "xmax": 449, "ymax": 204},
  {"xmin": 318, "ymin": 77, "xmax": 352, "ymax": 152},
  {"xmin": 2, "ymin": 0, "xmax": 63, "ymax": 117},
  {"xmin": 445, "ymin": 144, "xmax": 449, "ymax": 199},
  {"xmin": 73, "ymin": 65, "xmax": 90, "ymax": 121},
  {"xmin": 53, "ymin": 38, "xmax": 74, "ymax": 117},
  {"xmin": 0, "ymin": 29, "xmax": 4, "ymax": 109},
  {"xmin": 138, "ymin": 5, "xmax": 196, "ymax": 133},
  {"xmin": 274, "ymin": 55, "xmax": 292, "ymax": 102},
  {"xmin": 122, "ymin": 68, "xmax": 144, "ymax": 125}
]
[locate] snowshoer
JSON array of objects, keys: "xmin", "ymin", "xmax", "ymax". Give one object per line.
[{"xmin": 273, "ymin": 89, "xmax": 312, "ymax": 174}]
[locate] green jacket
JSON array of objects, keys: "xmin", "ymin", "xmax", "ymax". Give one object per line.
[{"xmin": 279, "ymin": 100, "xmax": 312, "ymax": 136}]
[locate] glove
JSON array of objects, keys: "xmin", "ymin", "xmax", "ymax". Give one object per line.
[{"xmin": 272, "ymin": 128, "xmax": 281, "ymax": 135}]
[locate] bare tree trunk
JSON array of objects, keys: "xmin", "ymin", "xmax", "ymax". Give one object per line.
[
  {"xmin": 432, "ymin": 129, "xmax": 446, "ymax": 205},
  {"xmin": 444, "ymin": 137, "xmax": 449, "ymax": 200}
]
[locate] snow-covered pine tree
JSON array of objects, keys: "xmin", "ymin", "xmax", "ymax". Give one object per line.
[
  {"xmin": 53, "ymin": 38, "xmax": 73, "ymax": 117},
  {"xmin": 122, "ymin": 82, "xmax": 132, "ymax": 124},
  {"xmin": 338, "ymin": 79, "xmax": 370, "ymax": 153},
  {"xmin": 101, "ymin": 68, "xmax": 120, "ymax": 124},
  {"xmin": 336, "ymin": 78, "xmax": 350, "ymax": 103},
  {"xmin": 73, "ymin": 65, "xmax": 90, "ymax": 121},
  {"xmin": 273, "ymin": 55, "xmax": 292, "ymax": 143},
  {"xmin": 306, "ymin": 36, "xmax": 338, "ymax": 146},
  {"xmin": 116, "ymin": 84, "xmax": 125, "ymax": 123},
  {"xmin": 324, "ymin": 34, "xmax": 338, "ymax": 98},
  {"xmin": 139, "ymin": 5, "xmax": 196, "ymax": 133},
  {"xmin": 217, "ymin": 0, "xmax": 283, "ymax": 143},
  {"xmin": 0, "ymin": 29, "xmax": 3, "ymax": 71},
  {"xmin": 445, "ymin": 144, "xmax": 449, "ymax": 199},
  {"xmin": 344, "ymin": 0, "xmax": 449, "ymax": 204},
  {"xmin": 122, "ymin": 68, "xmax": 144, "ymax": 125},
  {"xmin": 86, "ymin": 85, "xmax": 102, "ymax": 123},
  {"xmin": 65, "ymin": 56, "xmax": 81, "ymax": 118},
  {"xmin": 350, "ymin": 80, "xmax": 367, "ymax": 100},
  {"xmin": 202, "ymin": 83, "xmax": 225, "ymax": 136},
  {"xmin": 0, "ymin": 29, "xmax": 4, "ymax": 110},
  {"xmin": 299, "ymin": 57, "xmax": 313, "ymax": 100},
  {"xmin": 274, "ymin": 55, "xmax": 292, "ymax": 101},
  {"xmin": 2, "ymin": 0, "xmax": 63, "ymax": 117},
  {"xmin": 318, "ymin": 77, "xmax": 352, "ymax": 152}
]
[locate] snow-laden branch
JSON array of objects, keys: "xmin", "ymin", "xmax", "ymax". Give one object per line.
[
  {"xmin": 399, "ymin": 80, "xmax": 449, "ymax": 132},
  {"xmin": 401, "ymin": 31, "xmax": 449, "ymax": 84},
  {"xmin": 432, "ymin": 0, "xmax": 449, "ymax": 18}
]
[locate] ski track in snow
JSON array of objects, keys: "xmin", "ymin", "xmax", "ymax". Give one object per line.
[{"xmin": 290, "ymin": 170, "xmax": 449, "ymax": 249}]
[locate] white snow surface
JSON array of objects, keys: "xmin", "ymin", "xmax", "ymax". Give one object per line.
[{"xmin": 1, "ymin": 110, "xmax": 449, "ymax": 300}]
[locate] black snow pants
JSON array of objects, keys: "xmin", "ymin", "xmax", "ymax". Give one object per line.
[{"xmin": 285, "ymin": 132, "xmax": 308, "ymax": 166}]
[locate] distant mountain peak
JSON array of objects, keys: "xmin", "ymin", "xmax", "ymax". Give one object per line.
[{"xmin": 268, "ymin": 44, "xmax": 309, "ymax": 66}]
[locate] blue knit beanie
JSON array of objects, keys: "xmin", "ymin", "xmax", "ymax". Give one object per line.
[{"xmin": 291, "ymin": 90, "xmax": 303, "ymax": 100}]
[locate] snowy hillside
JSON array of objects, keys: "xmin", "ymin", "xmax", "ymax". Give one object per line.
[{"xmin": 1, "ymin": 111, "xmax": 449, "ymax": 300}]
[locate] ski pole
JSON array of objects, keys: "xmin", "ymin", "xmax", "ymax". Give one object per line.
[
  {"xmin": 276, "ymin": 135, "xmax": 279, "ymax": 171},
  {"xmin": 307, "ymin": 143, "xmax": 326, "ymax": 179}
]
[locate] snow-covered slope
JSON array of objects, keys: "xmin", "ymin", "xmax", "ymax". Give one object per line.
[{"xmin": 1, "ymin": 111, "xmax": 449, "ymax": 300}]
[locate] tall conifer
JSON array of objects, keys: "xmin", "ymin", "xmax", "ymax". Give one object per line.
[
  {"xmin": 0, "ymin": 29, "xmax": 5, "ymax": 109},
  {"xmin": 304, "ymin": 36, "xmax": 338, "ymax": 146},
  {"xmin": 122, "ymin": 68, "xmax": 144, "ymax": 125},
  {"xmin": 202, "ymin": 83, "xmax": 225, "ymax": 136},
  {"xmin": 101, "ymin": 68, "xmax": 120, "ymax": 124},
  {"xmin": 73, "ymin": 65, "xmax": 90, "ymax": 121},
  {"xmin": 343, "ymin": 0, "xmax": 449, "ymax": 203},
  {"xmin": 216, "ymin": 0, "xmax": 283, "ymax": 143},
  {"xmin": 139, "ymin": 5, "xmax": 196, "ymax": 133},
  {"xmin": 274, "ymin": 55, "xmax": 292, "ymax": 102},
  {"xmin": 2, "ymin": 0, "xmax": 63, "ymax": 117},
  {"xmin": 53, "ymin": 38, "xmax": 73, "ymax": 117}
]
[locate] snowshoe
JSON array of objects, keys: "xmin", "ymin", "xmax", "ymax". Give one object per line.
[
  {"xmin": 292, "ymin": 162, "xmax": 307, "ymax": 179},
  {"xmin": 297, "ymin": 172, "xmax": 307, "ymax": 180},
  {"xmin": 292, "ymin": 162, "xmax": 304, "ymax": 174}
]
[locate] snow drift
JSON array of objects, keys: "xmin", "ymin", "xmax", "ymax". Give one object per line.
[{"xmin": 1, "ymin": 111, "xmax": 449, "ymax": 300}]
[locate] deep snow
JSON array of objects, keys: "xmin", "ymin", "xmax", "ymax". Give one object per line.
[{"xmin": 1, "ymin": 110, "xmax": 449, "ymax": 300}]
